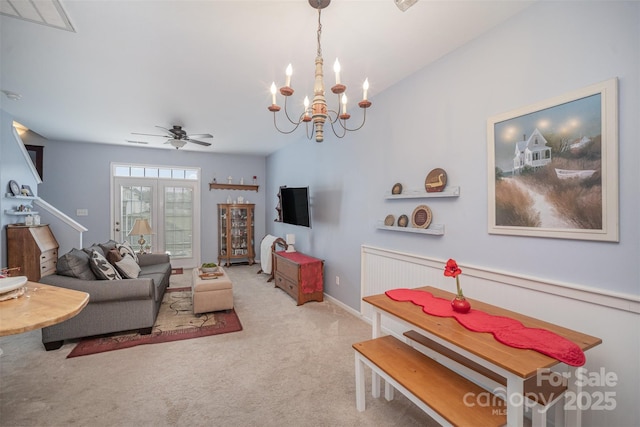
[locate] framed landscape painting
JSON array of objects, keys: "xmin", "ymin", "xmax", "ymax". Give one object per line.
[{"xmin": 487, "ymin": 78, "xmax": 618, "ymax": 242}]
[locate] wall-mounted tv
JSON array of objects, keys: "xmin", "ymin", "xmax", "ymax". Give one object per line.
[{"xmin": 279, "ymin": 186, "xmax": 311, "ymax": 228}]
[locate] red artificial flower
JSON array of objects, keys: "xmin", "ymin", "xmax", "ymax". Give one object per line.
[
  {"xmin": 444, "ymin": 258, "xmax": 464, "ymax": 298},
  {"xmin": 444, "ymin": 259, "xmax": 462, "ymax": 278}
]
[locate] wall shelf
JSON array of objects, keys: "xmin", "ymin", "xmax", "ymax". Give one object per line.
[
  {"xmin": 5, "ymin": 194, "xmax": 38, "ymax": 200},
  {"xmin": 384, "ymin": 186, "xmax": 460, "ymax": 199},
  {"xmin": 376, "ymin": 221, "xmax": 444, "ymax": 235},
  {"xmin": 209, "ymin": 183, "xmax": 259, "ymax": 192},
  {"xmin": 5, "ymin": 210, "xmax": 39, "ymax": 216}
]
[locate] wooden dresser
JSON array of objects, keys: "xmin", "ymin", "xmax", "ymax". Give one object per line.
[
  {"xmin": 273, "ymin": 251, "xmax": 324, "ymax": 305},
  {"xmin": 6, "ymin": 224, "xmax": 59, "ymax": 281}
]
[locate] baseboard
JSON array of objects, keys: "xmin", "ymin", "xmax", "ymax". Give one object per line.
[{"xmin": 323, "ymin": 293, "xmax": 364, "ymax": 319}]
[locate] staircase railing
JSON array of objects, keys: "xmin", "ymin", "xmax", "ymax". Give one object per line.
[{"xmin": 33, "ymin": 198, "xmax": 87, "ymax": 255}]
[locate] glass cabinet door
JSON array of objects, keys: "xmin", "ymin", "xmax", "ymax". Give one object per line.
[
  {"xmin": 230, "ymin": 206, "xmax": 249, "ymax": 256},
  {"xmin": 219, "ymin": 205, "xmax": 228, "ymax": 258}
]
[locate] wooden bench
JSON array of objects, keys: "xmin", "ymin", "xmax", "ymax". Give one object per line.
[
  {"xmin": 403, "ymin": 330, "xmax": 568, "ymax": 427},
  {"xmin": 353, "ymin": 335, "xmax": 507, "ymax": 427}
]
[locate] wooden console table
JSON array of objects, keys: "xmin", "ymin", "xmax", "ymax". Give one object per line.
[
  {"xmin": 0, "ymin": 282, "xmax": 89, "ymax": 337},
  {"xmin": 362, "ymin": 286, "xmax": 602, "ymax": 427},
  {"xmin": 273, "ymin": 251, "xmax": 323, "ymax": 305}
]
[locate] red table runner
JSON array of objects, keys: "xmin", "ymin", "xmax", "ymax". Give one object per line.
[
  {"xmin": 385, "ymin": 288, "xmax": 586, "ymax": 366},
  {"xmin": 276, "ymin": 251, "xmax": 323, "ymax": 294}
]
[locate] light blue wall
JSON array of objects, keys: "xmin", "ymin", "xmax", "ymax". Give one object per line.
[
  {"xmin": 266, "ymin": 1, "xmax": 640, "ymax": 309},
  {"xmin": 34, "ymin": 140, "xmax": 266, "ymax": 264}
]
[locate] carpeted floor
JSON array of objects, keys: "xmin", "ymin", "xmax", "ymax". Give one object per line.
[{"xmin": 0, "ymin": 265, "xmax": 436, "ymax": 426}]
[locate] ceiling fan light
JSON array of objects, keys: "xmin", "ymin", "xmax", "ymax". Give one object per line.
[
  {"xmin": 169, "ymin": 139, "xmax": 187, "ymax": 149},
  {"xmin": 395, "ymin": 0, "xmax": 418, "ymax": 12}
]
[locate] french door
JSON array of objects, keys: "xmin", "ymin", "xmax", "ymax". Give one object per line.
[{"xmin": 112, "ymin": 176, "xmax": 200, "ymax": 269}]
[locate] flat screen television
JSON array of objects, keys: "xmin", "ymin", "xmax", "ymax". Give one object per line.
[{"xmin": 280, "ymin": 186, "xmax": 311, "ymax": 228}]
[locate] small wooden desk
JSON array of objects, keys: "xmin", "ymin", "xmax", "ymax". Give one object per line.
[
  {"xmin": 0, "ymin": 282, "xmax": 89, "ymax": 337},
  {"xmin": 363, "ymin": 286, "xmax": 602, "ymax": 427}
]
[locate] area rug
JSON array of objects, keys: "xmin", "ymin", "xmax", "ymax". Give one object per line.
[{"xmin": 67, "ymin": 288, "xmax": 242, "ymax": 358}]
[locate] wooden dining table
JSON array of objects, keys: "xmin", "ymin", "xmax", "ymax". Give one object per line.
[
  {"xmin": 0, "ymin": 281, "xmax": 89, "ymax": 337},
  {"xmin": 363, "ymin": 286, "xmax": 602, "ymax": 427}
]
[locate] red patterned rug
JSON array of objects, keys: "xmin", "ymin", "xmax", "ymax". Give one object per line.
[{"xmin": 67, "ymin": 288, "xmax": 242, "ymax": 358}]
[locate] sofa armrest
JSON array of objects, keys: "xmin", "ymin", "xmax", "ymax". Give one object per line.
[
  {"xmin": 137, "ymin": 253, "xmax": 171, "ymax": 267},
  {"xmin": 38, "ymin": 274, "xmax": 153, "ymax": 303}
]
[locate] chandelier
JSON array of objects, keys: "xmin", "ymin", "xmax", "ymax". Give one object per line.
[{"xmin": 268, "ymin": 0, "xmax": 371, "ymax": 143}]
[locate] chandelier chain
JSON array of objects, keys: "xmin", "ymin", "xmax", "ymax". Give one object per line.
[{"xmin": 316, "ymin": 4, "xmax": 322, "ymax": 58}]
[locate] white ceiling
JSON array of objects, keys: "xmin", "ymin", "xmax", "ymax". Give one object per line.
[{"xmin": 0, "ymin": 0, "xmax": 533, "ymax": 155}]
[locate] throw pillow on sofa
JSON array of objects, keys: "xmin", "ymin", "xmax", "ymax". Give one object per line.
[
  {"xmin": 83, "ymin": 244, "xmax": 105, "ymax": 257},
  {"xmin": 99, "ymin": 239, "xmax": 119, "ymax": 255},
  {"xmin": 115, "ymin": 255, "xmax": 141, "ymax": 279},
  {"xmin": 89, "ymin": 250, "xmax": 122, "ymax": 280},
  {"xmin": 116, "ymin": 241, "xmax": 138, "ymax": 263},
  {"xmin": 57, "ymin": 248, "xmax": 96, "ymax": 280},
  {"xmin": 106, "ymin": 248, "xmax": 122, "ymax": 265}
]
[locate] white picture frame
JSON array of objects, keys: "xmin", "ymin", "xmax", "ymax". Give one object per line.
[{"xmin": 487, "ymin": 78, "xmax": 618, "ymax": 242}]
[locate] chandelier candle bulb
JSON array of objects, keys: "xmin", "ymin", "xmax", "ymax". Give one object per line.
[
  {"xmin": 303, "ymin": 96, "xmax": 312, "ymax": 121},
  {"xmin": 333, "ymin": 58, "xmax": 341, "ymax": 84},
  {"xmin": 285, "ymin": 64, "xmax": 292, "ymax": 87},
  {"xmin": 270, "ymin": 82, "xmax": 277, "ymax": 105},
  {"xmin": 341, "ymin": 94, "xmax": 347, "ymax": 115},
  {"xmin": 362, "ymin": 78, "xmax": 369, "ymax": 101}
]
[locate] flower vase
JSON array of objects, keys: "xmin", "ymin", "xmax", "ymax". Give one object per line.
[{"xmin": 451, "ymin": 296, "xmax": 471, "ymax": 314}]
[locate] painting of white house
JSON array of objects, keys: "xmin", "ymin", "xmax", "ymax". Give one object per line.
[{"xmin": 488, "ymin": 84, "xmax": 617, "ymax": 240}]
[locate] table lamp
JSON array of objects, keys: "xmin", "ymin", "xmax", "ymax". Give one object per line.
[
  {"xmin": 286, "ymin": 234, "xmax": 296, "ymax": 253},
  {"xmin": 129, "ymin": 219, "xmax": 153, "ymax": 254}
]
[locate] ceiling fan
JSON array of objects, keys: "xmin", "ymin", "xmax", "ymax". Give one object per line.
[{"xmin": 128, "ymin": 125, "xmax": 213, "ymax": 149}]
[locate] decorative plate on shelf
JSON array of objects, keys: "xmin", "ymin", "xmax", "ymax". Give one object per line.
[
  {"xmin": 425, "ymin": 168, "xmax": 447, "ymax": 193},
  {"xmin": 397, "ymin": 214, "xmax": 409, "ymax": 228},
  {"xmin": 391, "ymin": 183, "xmax": 403, "ymax": 195},
  {"xmin": 384, "ymin": 214, "xmax": 395, "ymax": 226},
  {"xmin": 411, "ymin": 205, "xmax": 433, "ymax": 229},
  {"xmin": 9, "ymin": 180, "xmax": 21, "ymax": 196}
]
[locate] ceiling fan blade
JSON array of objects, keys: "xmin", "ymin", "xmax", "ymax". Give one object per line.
[
  {"xmin": 131, "ymin": 132, "xmax": 168, "ymax": 138},
  {"xmin": 189, "ymin": 139, "xmax": 212, "ymax": 147},
  {"xmin": 155, "ymin": 125, "xmax": 172, "ymax": 133},
  {"xmin": 187, "ymin": 133, "xmax": 213, "ymax": 139},
  {"xmin": 126, "ymin": 140, "xmax": 149, "ymax": 144}
]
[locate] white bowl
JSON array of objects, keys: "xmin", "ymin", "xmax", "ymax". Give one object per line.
[
  {"xmin": 0, "ymin": 276, "xmax": 28, "ymax": 293},
  {"xmin": 201, "ymin": 266, "xmax": 218, "ymax": 273}
]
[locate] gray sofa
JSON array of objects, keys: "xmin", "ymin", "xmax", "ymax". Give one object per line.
[{"xmin": 38, "ymin": 251, "xmax": 171, "ymax": 350}]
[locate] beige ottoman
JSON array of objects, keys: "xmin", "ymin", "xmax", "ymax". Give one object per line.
[{"xmin": 192, "ymin": 267, "xmax": 234, "ymax": 314}]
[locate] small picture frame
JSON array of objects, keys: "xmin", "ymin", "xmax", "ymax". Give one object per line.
[
  {"xmin": 411, "ymin": 205, "xmax": 433, "ymax": 229},
  {"xmin": 9, "ymin": 180, "xmax": 21, "ymax": 196},
  {"xmin": 21, "ymin": 185, "xmax": 34, "ymax": 197},
  {"xmin": 391, "ymin": 183, "xmax": 403, "ymax": 195}
]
